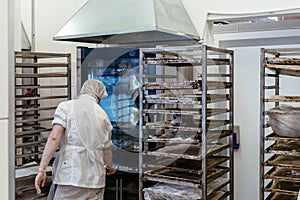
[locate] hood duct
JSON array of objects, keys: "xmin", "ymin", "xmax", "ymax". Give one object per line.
[{"xmin": 53, "ymin": 0, "xmax": 200, "ymax": 45}]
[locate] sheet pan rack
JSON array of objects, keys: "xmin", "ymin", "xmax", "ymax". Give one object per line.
[
  {"xmin": 139, "ymin": 45, "xmax": 234, "ymax": 200},
  {"xmin": 14, "ymin": 51, "xmax": 71, "ymax": 199},
  {"xmin": 260, "ymin": 48, "xmax": 300, "ymax": 200}
]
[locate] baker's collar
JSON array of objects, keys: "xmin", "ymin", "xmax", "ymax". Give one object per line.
[{"xmin": 79, "ymin": 94, "xmax": 98, "ymax": 103}]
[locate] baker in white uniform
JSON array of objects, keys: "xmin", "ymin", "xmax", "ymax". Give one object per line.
[{"xmin": 35, "ymin": 79, "xmax": 116, "ymax": 200}]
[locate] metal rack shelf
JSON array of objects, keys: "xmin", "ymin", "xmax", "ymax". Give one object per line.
[
  {"xmin": 265, "ymin": 180, "xmax": 300, "ymax": 195},
  {"xmin": 265, "ymin": 141, "xmax": 300, "ymax": 156},
  {"xmin": 15, "ymin": 106, "xmax": 57, "ymax": 112},
  {"xmin": 145, "ymin": 94, "xmax": 230, "ymax": 105},
  {"xmin": 15, "ymin": 72, "xmax": 68, "ymax": 78},
  {"xmin": 15, "ymin": 127, "xmax": 52, "ymax": 137},
  {"xmin": 15, "ymin": 85, "xmax": 68, "ymax": 89},
  {"xmin": 143, "ymin": 156, "xmax": 229, "ymax": 170},
  {"xmin": 15, "ymin": 95, "xmax": 68, "ymax": 100},
  {"xmin": 266, "ymin": 192, "xmax": 299, "ymax": 200},
  {"xmin": 139, "ymin": 45, "xmax": 234, "ymax": 200},
  {"xmin": 144, "ymin": 80, "xmax": 232, "ymax": 91},
  {"xmin": 265, "ymin": 95, "xmax": 300, "ymax": 103},
  {"xmin": 144, "ymin": 130, "xmax": 232, "ymax": 144},
  {"xmin": 265, "ymin": 133, "xmax": 300, "ymax": 142},
  {"xmin": 144, "ymin": 58, "xmax": 231, "ymax": 66},
  {"xmin": 264, "ymin": 167, "xmax": 300, "ymax": 183},
  {"xmin": 260, "ymin": 48, "xmax": 300, "ymax": 200},
  {"xmin": 15, "ymin": 62, "xmax": 69, "ymax": 68},
  {"xmin": 145, "ymin": 120, "xmax": 231, "ymax": 132},
  {"xmin": 14, "ymin": 51, "xmax": 71, "ymax": 199},
  {"xmin": 143, "ymin": 108, "xmax": 229, "ymax": 117},
  {"xmin": 143, "ymin": 143, "xmax": 231, "ymax": 160},
  {"xmin": 143, "ymin": 166, "xmax": 229, "ymax": 187}
]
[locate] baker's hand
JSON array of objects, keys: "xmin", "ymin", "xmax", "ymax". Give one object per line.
[
  {"xmin": 35, "ymin": 171, "xmax": 46, "ymax": 194},
  {"xmin": 105, "ymin": 165, "xmax": 116, "ymax": 175}
]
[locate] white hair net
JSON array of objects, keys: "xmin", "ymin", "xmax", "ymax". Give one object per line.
[{"xmin": 80, "ymin": 79, "xmax": 108, "ymax": 99}]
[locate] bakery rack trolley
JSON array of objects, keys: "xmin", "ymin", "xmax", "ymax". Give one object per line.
[
  {"xmin": 14, "ymin": 51, "xmax": 71, "ymax": 199},
  {"xmin": 138, "ymin": 45, "xmax": 234, "ymax": 200},
  {"xmin": 260, "ymin": 48, "xmax": 300, "ymax": 200}
]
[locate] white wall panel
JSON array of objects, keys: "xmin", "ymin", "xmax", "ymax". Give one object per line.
[
  {"xmin": 0, "ymin": 120, "xmax": 9, "ymax": 200},
  {"xmin": 215, "ymin": 28, "xmax": 300, "ymax": 200},
  {"xmin": 0, "ymin": 0, "xmax": 9, "ymax": 119}
]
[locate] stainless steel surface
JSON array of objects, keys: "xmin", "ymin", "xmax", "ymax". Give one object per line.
[
  {"xmin": 21, "ymin": 23, "xmax": 31, "ymax": 50},
  {"xmin": 53, "ymin": 0, "xmax": 200, "ymax": 44}
]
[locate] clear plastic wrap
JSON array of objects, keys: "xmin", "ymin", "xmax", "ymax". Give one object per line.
[
  {"xmin": 143, "ymin": 183, "xmax": 201, "ymax": 200},
  {"xmin": 267, "ymin": 104, "xmax": 300, "ymax": 138}
]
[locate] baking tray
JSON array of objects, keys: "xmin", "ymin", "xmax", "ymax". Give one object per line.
[
  {"xmin": 265, "ymin": 64, "xmax": 300, "ymax": 77},
  {"xmin": 144, "ymin": 81, "xmax": 232, "ymax": 90},
  {"xmin": 267, "ymin": 155, "xmax": 300, "ymax": 168},
  {"xmin": 266, "ymin": 192, "xmax": 298, "ymax": 200},
  {"xmin": 15, "ymin": 72, "xmax": 68, "ymax": 78},
  {"xmin": 143, "ymin": 108, "xmax": 228, "ymax": 117},
  {"xmin": 145, "ymin": 93, "xmax": 230, "ymax": 104},
  {"xmin": 144, "ymin": 143, "xmax": 230, "ymax": 160},
  {"xmin": 145, "ymin": 136, "xmax": 199, "ymax": 144},
  {"xmin": 15, "ymin": 127, "xmax": 52, "ymax": 137},
  {"xmin": 265, "ymin": 180, "xmax": 300, "ymax": 195},
  {"xmin": 267, "ymin": 57, "xmax": 300, "ymax": 65},
  {"xmin": 143, "ymin": 166, "xmax": 229, "ymax": 187},
  {"xmin": 144, "ymin": 80, "xmax": 200, "ymax": 90},
  {"xmin": 144, "ymin": 156, "xmax": 229, "ymax": 172},
  {"xmin": 266, "ymin": 95, "xmax": 300, "ymax": 103},
  {"xmin": 145, "ymin": 130, "xmax": 232, "ymax": 144},
  {"xmin": 266, "ymin": 141, "xmax": 300, "ymax": 156},
  {"xmin": 265, "ymin": 167, "xmax": 300, "ymax": 182},
  {"xmin": 144, "ymin": 57, "xmax": 230, "ymax": 66},
  {"xmin": 209, "ymin": 191, "xmax": 229, "ymax": 200},
  {"xmin": 16, "ymin": 165, "xmax": 52, "ymax": 179},
  {"xmin": 145, "ymin": 120, "xmax": 231, "ymax": 132},
  {"xmin": 266, "ymin": 57, "xmax": 300, "ymax": 77},
  {"xmin": 265, "ymin": 133, "xmax": 300, "ymax": 142}
]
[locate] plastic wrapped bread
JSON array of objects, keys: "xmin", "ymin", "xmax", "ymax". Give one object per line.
[
  {"xmin": 267, "ymin": 104, "xmax": 300, "ymax": 138},
  {"xmin": 143, "ymin": 183, "xmax": 201, "ymax": 200}
]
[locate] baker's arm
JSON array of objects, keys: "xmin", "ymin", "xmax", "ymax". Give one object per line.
[
  {"xmin": 103, "ymin": 146, "xmax": 116, "ymax": 175},
  {"xmin": 35, "ymin": 124, "xmax": 64, "ymax": 193},
  {"xmin": 103, "ymin": 146, "xmax": 112, "ymax": 166}
]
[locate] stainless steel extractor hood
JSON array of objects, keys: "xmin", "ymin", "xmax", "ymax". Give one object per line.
[{"xmin": 53, "ymin": 0, "xmax": 200, "ymax": 45}]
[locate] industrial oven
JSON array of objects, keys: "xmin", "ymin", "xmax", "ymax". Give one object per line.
[{"xmin": 77, "ymin": 47, "xmax": 144, "ymax": 199}]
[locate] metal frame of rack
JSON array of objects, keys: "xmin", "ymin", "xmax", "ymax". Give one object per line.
[
  {"xmin": 260, "ymin": 48, "xmax": 300, "ymax": 200},
  {"xmin": 139, "ymin": 45, "xmax": 234, "ymax": 200},
  {"xmin": 14, "ymin": 51, "xmax": 71, "ymax": 199}
]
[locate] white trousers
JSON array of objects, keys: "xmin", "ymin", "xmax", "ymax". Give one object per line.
[{"xmin": 51, "ymin": 185, "xmax": 105, "ymax": 200}]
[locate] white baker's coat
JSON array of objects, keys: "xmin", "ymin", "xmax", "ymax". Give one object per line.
[{"xmin": 51, "ymin": 94, "xmax": 112, "ymax": 188}]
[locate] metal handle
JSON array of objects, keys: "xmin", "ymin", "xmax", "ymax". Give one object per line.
[
  {"xmin": 116, "ymin": 178, "xmax": 119, "ymax": 200},
  {"xmin": 120, "ymin": 178, "xmax": 123, "ymax": 200}
]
